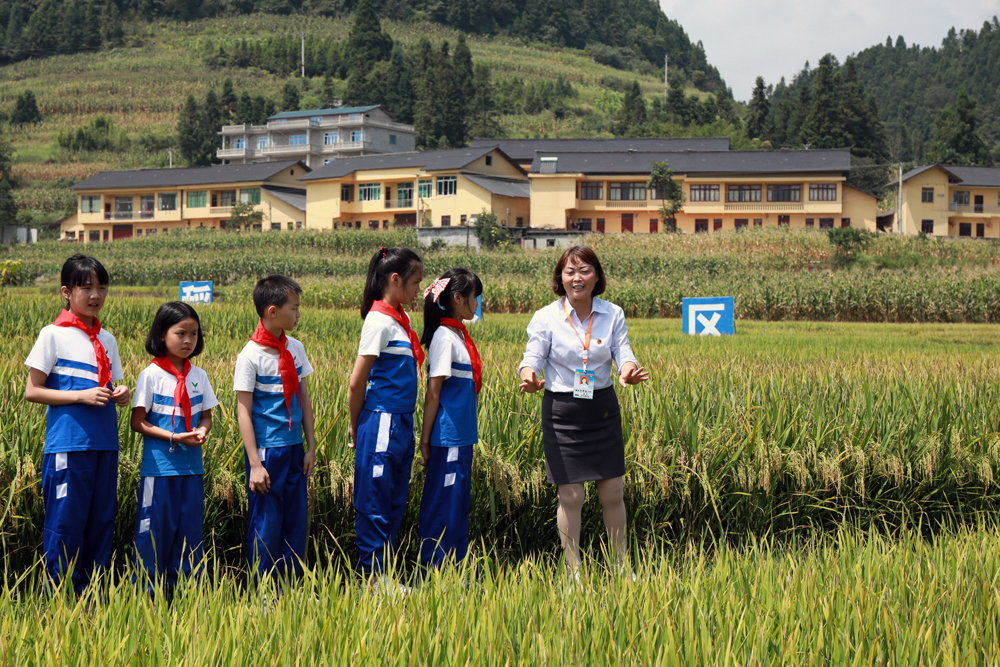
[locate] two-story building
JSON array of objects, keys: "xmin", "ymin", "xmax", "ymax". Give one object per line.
[
  {"xmin": 218, "ymin": 105, "xmax": 416, "ymax": 168},
  {"xmin": 299, "ymin": 146, "xmax": 529, "ymax": 230},
  {"xmin": 471, "ymin": 137, "xmax": 731, "ymax": 170},
  {"xmin": 62, "ymin": 161, "xmax": 309, "ymax": 242},
  {"xmin": 886, "ymin": 164, "xmax": 1000, "ymax": 238},
  {"xmin": 528, "ymin": 148, "xmax": 878, "ymax": 233}
]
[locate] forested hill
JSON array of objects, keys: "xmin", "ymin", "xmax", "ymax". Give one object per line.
[
  {"xmin": 764, "ymin": 18, "xmax": 1000, "ymax": 162},
  {"xmin": 0, "ymin": 0, "xmax": 728, "ymax": 94}
]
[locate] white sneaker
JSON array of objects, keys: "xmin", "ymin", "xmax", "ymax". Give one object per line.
[{"xmin": 371, "ymin": 575, "xmax": 411, "ymax": 598}]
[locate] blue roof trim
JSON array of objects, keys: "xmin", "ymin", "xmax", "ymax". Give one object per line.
[{"xmin": 268, "ymin": 105, "xmax": 382, "ymax": 121}]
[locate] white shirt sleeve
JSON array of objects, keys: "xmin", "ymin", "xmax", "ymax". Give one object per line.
[
  {"xmin": 610, "ymin": 307, "xmax": 638, "ymax": 371},
  {"xmin": 518, "ymin": 309, "xmax": 551, "ymax": 376},
  {"xmin": 131, "ymin": 368, "xmax": 154, "ymax": 411},
  {"xmin": 106, "ymin": 335, "xmax": 125, "ymax": 383},
  {"xmin": 233, "ymin": 351, "xmax": 257, "ymax": 393},
  {"xmin": 427, "ymin": 330, "xmax": 455, "ymax": 379},
  {"xmin": 199, "ymin": 369, "xmax": 220, "ymax": 411},
  {"xmin": 24, "ymin": 327, "xmax": 57, "ymax": 375},
  {"xmin": 358, "ymin": 316, "xmax": 390, "ymax": 357},
  {"xmin": 296, "ymin": 343, "xmax": 314, "ymax": 379}
]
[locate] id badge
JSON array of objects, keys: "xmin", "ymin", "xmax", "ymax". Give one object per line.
[{"xmin": 573, "ymin": 369, "xmax": 595, "ymax": 399}]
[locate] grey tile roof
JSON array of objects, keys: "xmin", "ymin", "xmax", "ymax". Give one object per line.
[
  {"xmin": 884, "ymin": 164, "xmax": 955, "ymax": 188},
  {"xmin": 262, "ymin": 185, "xmax": 306, "ymax": 211},
  {"xmin": 70, "ymin": 161, "xmax": 308, "ymax": 191},
  {"xmin": 268, "ymin": 105, "xmax": 381, "ymax": 121},
  {"xmin": 528, "ymin": 149, "xmax": 852, "ymax": 175},
  {"xmin": 936, "ymin": 165, "xmax": 1000, "ymax": 188},
  {"xmin": 462, "ymin": 173, "xmax": 530, "ymax": 198},
  {"xmin": 298, "ymin": 146, "xmax": 509, "ymax": 181},
  {"xmin": 471, "ymin": 137, "xmax": 731, "ymax": 160}
]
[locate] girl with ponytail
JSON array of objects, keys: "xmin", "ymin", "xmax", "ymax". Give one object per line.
[{"xmin": 416, "ymin": 268, "xmax": 483, "ymax": 569}]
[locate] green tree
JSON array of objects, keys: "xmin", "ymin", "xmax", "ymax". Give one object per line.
[
  {"xmin": 344, "ymin": 0, "xmax": 393, "ymax": 77},
  {"xmin": 177, "ymin": 94, "xmax": 204, "ymax": 166},
  {"xmin": 473, "ymin": 209, "xmax": 510, "ymax": 249},
  {"xmin": 468, "ymin": 63, "xmax": 503, "ymax": 138},
  {"xmin": 615, "ymin": 81, "xmax": 646, "ymax": 134},
  {"xmin": 10, "ymin": 91, "xmax": 41, "ymax": 125},
  {"xmin": 2, "ymin": 3, "xmax": 25, "ymax": 61},
  {"xmin": 220, "ymin": 78, "xmax": 237, "ymax": 122},
  {"xmin": 100, "ymin": 0, "xmax": 123, "ymax": 48},
  {"xmin": 412, "ymin": 38, "xmax": 439, "ymax": 149},
  {"xmin": 281, "ymin": 80, "xmax": 300, "ymax": 112},
  {"xmin": 647, "ymin": 161, "xmax": 684, "ymax": 232},
  {"xmin": 384, "ymin": 43, "xmax": 414, "ymax": 123},
  {"xmin": 83, "ymin": 0, "xmax": 101, "ymax": 51},
  {"xmin": 225, "ymin": 201, "xmax": 264, "ymax": 231},
  {"xmin": 745, "ymin": 76, "xmax": 770, "ymax": 141},
  {"xmin": 236, "ymin": 91, "xmax": 254, "ymax": 124},
  {"xmin": 0, "ymin": 178, "xmax": 17, "ymax": 243},
  {"xmin": 320, "ymin": 73, "xmax": 336, "ymax": 108},
  {"xmin": 801, "ymin": 55, "xmax": 849, "ymax": 148},
  {"xmin": 925, "ymin": 89, "xmax": 993, "ymax": 166}
]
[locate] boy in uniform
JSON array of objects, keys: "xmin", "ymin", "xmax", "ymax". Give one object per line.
[{"xmin": 234, "ymin": 275, "xmax": 316, "ymax": 583}]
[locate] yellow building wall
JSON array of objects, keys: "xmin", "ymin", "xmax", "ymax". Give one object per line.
[
  {"xmin": 462, "ymin": 150, "xmax": 528, "ymax": 179},
  {"xmin": 266, "ymin": 164, "xmax": 309, "ymax": 186},
  {"xmin": 491, "ymin": 194, "xmax": 530, "ymax": 227},
  {"xmin": 529, "ymin": 175, "xmax": 579, "ymax": 228},
  {"xmin": 304, "ymin": 181, "xmax": 343, "ymax": 230},
  {"xmin": 841, "ymin": 186, "xmax": 878, "ymax": 232},
  {"xmin": 261, "ymin": 192, "xmax": 305, "ymax": 229},
  {"xmin": 897, "ymin": 169, "xmax": 948, "ymax": 236}
]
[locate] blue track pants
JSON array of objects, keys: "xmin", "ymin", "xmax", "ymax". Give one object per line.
[
  {"xmin": 133, "ymin": 474, "xmax": 204, "ymax": 593},
  {"xmin": 418, "ymin": 445, "xmax": 474, "ymax": 567},
  {"xmin": 245, "ymin": 444, "xmax": 308, "ymax": 580}
]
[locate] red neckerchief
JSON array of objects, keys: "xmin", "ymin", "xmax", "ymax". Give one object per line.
[
  {"xmin": 369, "ymin": 300, "xmax": 426, "ymax": 371},
  {"xmin": 250, "ymin": 321, "xmax": 300, "ymax": 430},
  {"xmin": 440, "ymin": 318, "xmax": 482, "ymax": 394},
  {"xmin": 150, "ymin": 357, "xmax": 192, "ymax": 431},
  {"xmin": 52, "ymin": 310, "xmax": 112, "ymax": 387}
]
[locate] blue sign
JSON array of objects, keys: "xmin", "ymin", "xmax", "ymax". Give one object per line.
[
  {"xmin": 682, "ymin": 297, "xmax": 734, "ymax": 336},
  {"xmin": 180, "ymin": 281, "xmax": 213, "ymax": 305}
]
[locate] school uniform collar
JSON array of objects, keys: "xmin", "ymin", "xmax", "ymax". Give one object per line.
[{"xmin": 562, "ymin": 296, "xmax": 610, "ymax": 320}]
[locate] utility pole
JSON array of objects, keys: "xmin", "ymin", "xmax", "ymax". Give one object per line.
[
  {"xmin": 897, "ymin": 162, "xmax": 903, "ymax": 234},
  {"xmin": 664, "ymin": 54, "xmax": 669, "ymax": 102},
  {"xmin": 168, "ymin": 149, "xmax": 173, "ymax": 168},
  {"xmin": 301, "ymin": 30, "xmax": 306, "ymax": 78}
]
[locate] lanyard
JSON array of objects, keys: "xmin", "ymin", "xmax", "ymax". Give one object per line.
[{"xmin": 563, "ymin": 298, "xmax": 594, "ymax": 369}]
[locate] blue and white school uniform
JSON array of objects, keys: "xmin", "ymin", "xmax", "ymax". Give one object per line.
[
  {"xmin": 234, "ymin": 337, "xmax": 313, "ymax": 579},
  {"xmin": 132, "ymin": 363, "xmax": 218, "ymax": 592},
  {"xmin": 354, "ymin": 310, "xmax": 418, "ymax": 575},
  {"xmin": 25, "ymin": 323, "xmax": 124, "ymax": 594},
  {"xmin": 418, "ymin": 326, "xmax": 478, "ymax": 567}
]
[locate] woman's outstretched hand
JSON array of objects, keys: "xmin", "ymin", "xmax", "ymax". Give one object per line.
[
  {"xmin": 619, "ymin": 363, "xmax": 649, "ymax": 387},
  {"xmin": 519, "ymin": 368, "xmax": 545, "ymax": 393}
]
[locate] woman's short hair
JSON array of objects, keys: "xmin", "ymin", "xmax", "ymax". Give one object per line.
[{"xmin": 552, "ymin": 245, "xmax": 606, "ymax": 297}]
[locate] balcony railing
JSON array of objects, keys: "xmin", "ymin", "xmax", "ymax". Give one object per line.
[
  {"xmin": 605, "ymin": 200, "xmax": 653, "ymax": 209},
  {"xmin": 218, "ymin": 147, "xmax": 255, "ymax": 158},
  {"xmin": 949, "ymin": 203, "xmax": 1000, "ymax": 215},
  {"xmin": 220, "ymin": 124, "xmax": 267, "ymax": 134},
  {"xmin": 261, "ymin": 143, "xmax": 321, "ymax": 156},
  {"xmin": 723, "ymin": 203, "xmax": 804, "ymax": 212},
  {"xmin": 320, "ymin": 141, "xmax": 373, "ymax": 153},
  {"xmin": 210, "ymin": 206, "xmax": 233, "ymax": 215},
  {"xmin": 385, "ymin": 198, "xmax": 414, "ymax": 209},
  {"xmin": 104, "ymin": 210, "xmax": 155, "ymax": 221}
]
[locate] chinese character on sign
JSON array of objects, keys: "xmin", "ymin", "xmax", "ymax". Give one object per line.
[
  {"xmin": 682, "ymin": 297, "xmax": 734, "ymax": 336},
  {"xmin": 180, "ymin": 281, "xmax": 213, "ymax": 305}
]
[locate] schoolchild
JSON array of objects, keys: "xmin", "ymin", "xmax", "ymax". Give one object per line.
[
  {"xmin": 25, "ymin": 254, "xmax": 131, "ymax": 594},
  {"xmin": 234, "ymin": 275, "xmax": 316, "ymax": 581},
  {"xmin": 347, "ymin": 246, "xmax": 424, "ymax": 579},
  {"xmin": 417, "ymin": 268, "xmax": 483, "ymax": 568},
  {"xmin": 130, "ymin": 302, "xmax": 218, "ymax": 594}
]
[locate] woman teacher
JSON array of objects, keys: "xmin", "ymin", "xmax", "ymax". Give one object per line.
[{"xmin": 518, "ymin": 245, "xmax": 649, "ymax": 574}]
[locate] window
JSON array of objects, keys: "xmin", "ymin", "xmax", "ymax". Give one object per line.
[
  {"xmin": 806, "ymin": 218, "xmax": 815, "ymax": 228},
  {"xmin": 350, "ymin": 130, "xmax": 364, "ymax": 142},
  {"xmin": 324, "ymin": 132, "xmax": 338, "ymax": 145},
  {"xmin": 270, "ymin": 222, "xmax": 281, "ymax": 230},
  {"xmin": 727, "ymin": 184, "xmax": 761, "ymax": 202},
  {"xmin": 959, "ymin": 222, "xmax": 972, "ymax": 237},
  {"xmin": 418, "ymin": 179, "xmax": 432, "ymax": 199},
  {"xmin": 485, "ymin": 155, "xmax": 492, "ymax": 166},
  {"xmin": 347, "ymin": 113, "xmax": 362, "ymax": 119},
  {"xmin": 460, "ymin": 215, "xmax": 467, "ymax": 226},
  {"xmin": 158, "ymin": 192, "xmax": 177, "ymax": 211},
  {"xmin": 383, "ymin": 220, "xmax": 389, "ymax": 229},
  {"xmin": 65, "ymin": 231, "xmax": 76, "ymax": 239},
  {"xmin": 390, "ymin": 134, "xmax": 397, "ymax": 145},
  {"xmin": 954, "ymin": 191, "xmax": 970, "ymax": 205},
  {"xmin": 608, "ymin": 182, "xmax": 646, "ymax": 201},
  {"xmin": 579, "ymin": 181, "xmax": 603, "ymax": 200},
  {"xmin": 233, "ymin": 138, "xmax": 246, "ymax": 149},
  {"xmin": 358, "ymin": 183, "xmax": 381, "ymax": 201},
  {"xmin": 311, "ymin": 116, "xmax": 323, "ymax": 123},
  {"xmin": 778, "ymin": 215, "xmax": 790, "ymax": 227},
  {"xmin": 140, "ymin": 195, "xmax": 155, "ymax": 218},
  {"xmin": 577, "ymin": 218, "xmax": 592, "ymax": 231},
  {"xmin": 81, "ymin": 195, "xmax": 100, "ymax": 213},
  {"xmin": 841, "ymin": 218, "xmax": 851, "ymax": 228},
  {"xmin": 649, "ymin": 187, "xmax": 665, "ymax": 200},
  {"xmin": 369, "ymin": 220, "xmax": 379, "ymax": 229},
  {"xmin": 240, "ymin": 188, "xmax": 261, "ymax": 205},
  {"xmin": 90, "ymin": 231, "xmax": 100, "ymax": 242},
  {"xmin": 258, "ymin": 137, "xmax": 269, "ymax": 149},
  {"xmin": 921, "ymin": 187, "xmax": 934, "ymax": 203},
  {"xmin": 713, "ymin": 219, "xmax": 722, "ymax": 231},
  {"xmin": 735, "ymin": 219, "xmax": 748, "ymax": 230},
  {"xmin": 810, "ymin": 184, "xmax": 837, "ymax": 201},
  {"xmin": 187, "ymin": 191, "xmax": 206, "ymax": 208},
  {"xmin": 441, "ymin": 215, "xmax": 451, "ymax": 227},
  {"xmin": 690, "ymin": 184, "xmax": 720, "ymax": 202},
  {"xmin": 819, "ymin": 218, "xmax": 834, "ymax": 229},
  {"xmin": 754, "ymin": 219, "xmax": 762, "ymax": 227},
  {"xmin": 213, "ymin": 190, "xmax": 236, "ymax": 207},
  {"xmin": 767, "ymin": 184, "xmax": 801, "ymax": 202},
  {"xmin": 341, "ymin": 185, "xmax": 353, "ymax": 202},
  {"xmin": 922, "ymin": 220, "xmax": 934, "ymax": 234},
  {"xmin": 517, "ymin": 217, "xmax": 525, "ymax": 228},
  {"xmin": 296, "ymin": 221, "xmax": 303, "ymax": 229},
  {"xmin": 437, "ymin": 176, "xmax": 457, "ymax": 196},
  {"xmin": 146, "ymin": 228, "xmax": 156, "ymax": 235},
  {"xmin": 695, "ymin": 219, "xmax": 708, "ymax": 233},
  {"xmin": 290, "ymin": 135, "xmax": 307, "ymax": 146},
  {"xmin": 115, "ymin": 196, "xmax": 133, "ymax": 219}
]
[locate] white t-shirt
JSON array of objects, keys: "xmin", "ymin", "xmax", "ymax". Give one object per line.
[
  {"xmin": 233, "ymin": 336, "xmax": 313, "ymax": 448},
  {"xmin": 358, "ymin": 310, "xmax": 418, "ymax": 414},
  {"xmin": 427, "ymin": 326, "xmax": 478, "ymax": 447}
]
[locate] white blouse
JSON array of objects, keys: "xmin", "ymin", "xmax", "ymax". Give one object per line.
[{"xmin": 518, "ymin": 297, "xmax": 638, "ymax": 393}]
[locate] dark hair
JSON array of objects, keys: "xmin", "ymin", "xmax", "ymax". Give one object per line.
[
  {"xmin": 253, "ymin": 274, "xmax": 302, "ymax": 317},
  {"xmin": 361, "ymin": 246, "xmax": 423, "ymax": 318},
  {"xmin": 60, "ymin": 254, "xmax": 109, "ymax": 310},
  {"xmin": 552, "ymin": 245, "xmax": 606, "ymax": 297},
  {"xmin": 420, "ymin": 268, "xmax": 483, "ymax": 347},
  {"xmin": 145, "ymin": 301, "xmax": 205, "ymax": 358}
]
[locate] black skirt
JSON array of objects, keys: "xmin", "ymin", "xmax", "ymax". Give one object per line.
[{"xmin": 541, "ymin": 386, "xmax": 626, "ymax": 484}]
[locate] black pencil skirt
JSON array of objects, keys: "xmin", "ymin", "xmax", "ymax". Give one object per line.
[{"xmin": 541, "ymin": 386, "xmax": 626, "ymax": 485}]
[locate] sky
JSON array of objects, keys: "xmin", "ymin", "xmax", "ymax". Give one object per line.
[{"xmin": 659, "ymin": 0, "xmax": 1000, "ymax": 102}]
